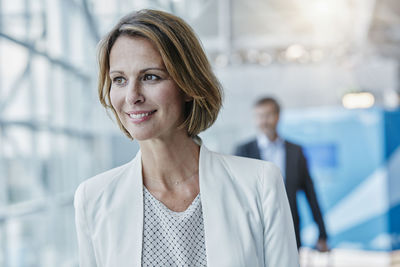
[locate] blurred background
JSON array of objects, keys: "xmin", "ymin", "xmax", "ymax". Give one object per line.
[{"xmin": 1, "ymin": 0, "xmax": 400, "ymax": 266}]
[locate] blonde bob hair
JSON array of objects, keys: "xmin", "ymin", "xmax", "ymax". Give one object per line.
[{"xmin": 97, "ymin": 9, "xmax": 223, "ymax": 139}]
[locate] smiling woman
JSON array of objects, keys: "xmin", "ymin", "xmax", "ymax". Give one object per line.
[
  {"xmin": 74, "ymin": 9, "xmax": 299, "ymax": 267},
  {"xmin": 97, "ymin": 9, "xmax": 222, "ymax": 140},
  {"xmin": 108, "ymin": 36, "xmax": 189, "ymax": 141}
]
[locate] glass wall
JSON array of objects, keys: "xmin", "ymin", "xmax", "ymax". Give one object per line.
[{"xmin": 0, "ymin": 1, "xmax": 111, "ymax": 266}]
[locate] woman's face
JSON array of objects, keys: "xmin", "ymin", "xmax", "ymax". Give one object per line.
[{"xmin": 109, "ymin": 35, "xmax": 188, "ymax": 141}]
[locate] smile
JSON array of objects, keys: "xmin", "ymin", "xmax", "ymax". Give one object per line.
[
  {"xmin": 129, "ymin": 111, "xmax": 155, "ymax": 119},
  {"xmin": 127, "ymin": 110, "xmax": 157, "ymax": 121}
]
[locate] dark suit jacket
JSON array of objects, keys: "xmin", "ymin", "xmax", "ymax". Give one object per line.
[{"xmin": 235, "ymin": 139, "xmax": 327, "ymax": 248}]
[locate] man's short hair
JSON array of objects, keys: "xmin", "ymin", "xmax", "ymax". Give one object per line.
[{"xmin": 254, "ymin": 97, "xmax": 280, "ymax": 114}]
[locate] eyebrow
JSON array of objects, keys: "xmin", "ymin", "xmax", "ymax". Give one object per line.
[{"xmin": 109, "ymin": 67, "xmax": 167, "ymax": 75}]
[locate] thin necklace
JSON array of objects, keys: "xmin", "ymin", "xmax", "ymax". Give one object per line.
[{"xmin": 144, "ymin": 170, "xmax": 199, "ymax": 186}]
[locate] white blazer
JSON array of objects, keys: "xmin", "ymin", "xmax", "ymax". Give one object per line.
[{"xmin": 74, "ymin": 143, "xmax": 299, "ymax": 267}]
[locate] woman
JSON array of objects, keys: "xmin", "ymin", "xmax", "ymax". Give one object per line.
[{"xmin": 74, "ymin": 9, "xmax": 299, "ymax": 267}]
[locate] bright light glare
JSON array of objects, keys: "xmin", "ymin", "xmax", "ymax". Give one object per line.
[
  {"xmin": 342, "ymin": 92, "xmax": 375, "ymax": 109},
  {"xmin": 285, "ymin": 44, "xmax": 306, "ymax": 60},
  {"xmin": 313, "ymin": 1, "xmax": 332, "ymax": 16},
  {"xmin": 306, "ymin": 0, "xmax": 343, "ymax": 21},
  {"xmin": 300, "ymin": 0, "xmax": 350, "ymax": 45}
]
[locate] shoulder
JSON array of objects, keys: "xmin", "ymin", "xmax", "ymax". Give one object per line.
[
  {"xmin": 74, "ymin": 160, "xmax": 133, "ymax": 206},
  {"xmin": 234, "ymin": 138, "xmax": 258, "ymax": 156},
  {"xmin": 284, "ymin": 140, "xmax": 303, "ymax": 151},
  {"xmin": 236, "ymin": 138, "xmax": 257, "ymax": 149},
  {"xmin": 205, "ymin": 150, "xmax": 287, "ymax": 218},
  {"xmin": 206, "ymin": 149, "xmax": 282, "ymax": 187}
]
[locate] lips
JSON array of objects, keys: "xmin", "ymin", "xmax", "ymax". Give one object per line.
[
  {"xmin": 126, "ymin": 110, "xmax": 157, "ymax": 123},
  {"xmin": 129, "ymin": 110, "xmax": 156, "ymax": 119}
]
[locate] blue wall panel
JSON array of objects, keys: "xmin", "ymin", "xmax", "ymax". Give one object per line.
[{"xmin": 280, "ymin": 107, "xmax": 400, "ymax": 251}]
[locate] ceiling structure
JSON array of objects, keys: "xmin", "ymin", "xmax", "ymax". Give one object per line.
[{"xmin": 369, "ymin": 0, "xmax": 400, "ymax": 59}]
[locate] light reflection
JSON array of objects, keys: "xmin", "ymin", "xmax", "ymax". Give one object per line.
[{"xmin": 342, "ymin": 92, "xmax": 375, "ymax": 109}]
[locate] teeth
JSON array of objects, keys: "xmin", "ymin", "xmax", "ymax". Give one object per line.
[{"xmin": 129, "ymin": 112, "xmax": 153, "ymax": 119}]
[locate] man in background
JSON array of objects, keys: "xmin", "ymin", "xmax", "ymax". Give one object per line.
[{"xmin": 235, "ymin": 97, "xmax": 328, "ymax": 251}]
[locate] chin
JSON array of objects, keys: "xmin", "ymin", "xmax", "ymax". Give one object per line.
[
  {"xmin": 123, "ymin": 126, "xmax": 146, "ymax": 139},
  {"xmin": 129, "ymin": 132, "xmax": 154, "ymax": 141}
]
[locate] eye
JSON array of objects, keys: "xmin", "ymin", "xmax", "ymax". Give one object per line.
[
  {"xmin": 143, "ymin": 74, "xmax": 160, "ymax": 81},
  {"xmin": 112, "ymin": 76, "xmax": 126, "ymax": 85}
]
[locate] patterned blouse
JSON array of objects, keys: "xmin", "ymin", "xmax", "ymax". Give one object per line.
[{"xmin": 141, "ymin": 187, "xmax": 207, "ymax": 266}]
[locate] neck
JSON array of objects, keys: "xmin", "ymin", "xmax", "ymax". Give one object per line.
[
  {"xmin": 265, "ymin": 131, "xmax": 278, "ymax": 142},
  {"xmin": 139, "ymin": 132, "xmax": 200, "ymax": 190}
]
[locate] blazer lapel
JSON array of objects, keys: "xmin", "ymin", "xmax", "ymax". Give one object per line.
[
  {"xmin": 199, "ymin": 145, "xmax": 245, "ymax": 267},
  {"xmin": 114, "ymin": 152, "xmax": 144, "ymax": 267},
  {"xmin": 284, "ymin": 141, "xmax": 293, "ymax": 187}
]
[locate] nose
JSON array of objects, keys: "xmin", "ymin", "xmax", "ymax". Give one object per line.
[{"xmin": 125, "ymin": 80, "xmax": 144, "ymax": 105}]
